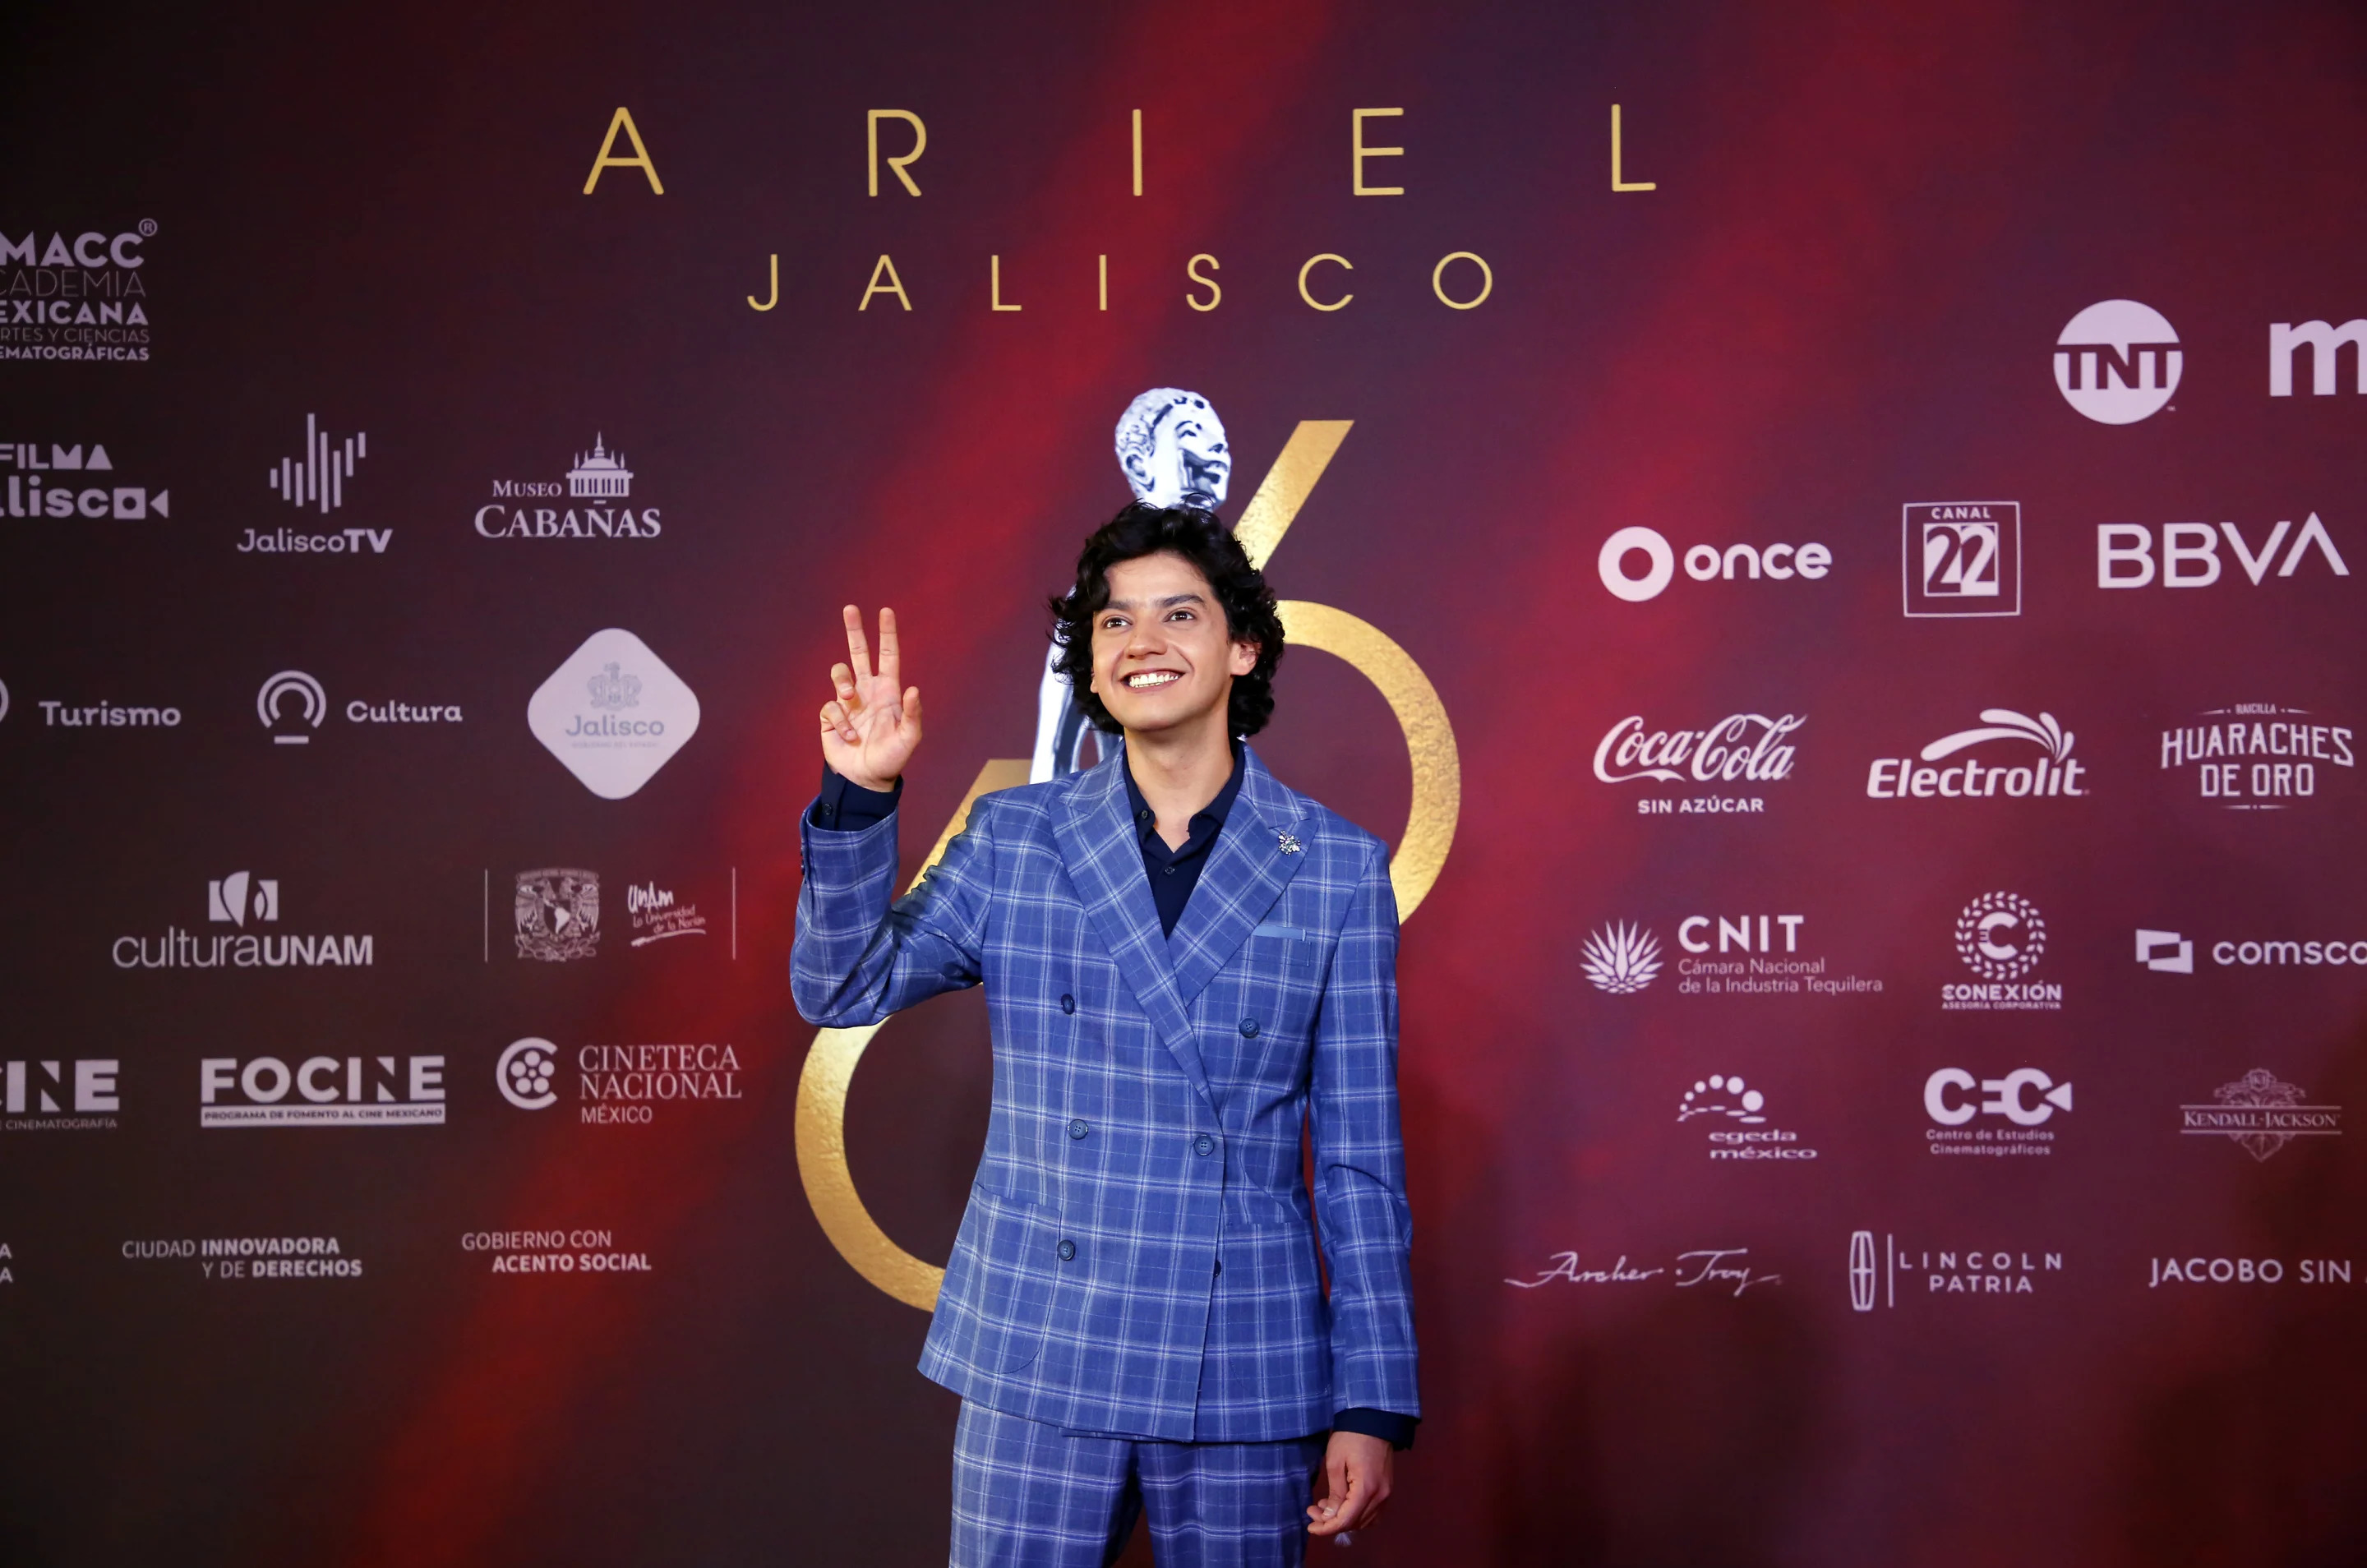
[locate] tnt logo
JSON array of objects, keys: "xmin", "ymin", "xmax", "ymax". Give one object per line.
[
  {"xmin": 2056, "ymin": 300, "xmax": 2181, "ymax": 424},
  {"xmin": 1904, "ymin": 503, "xmax": 2019, "ymax": 617}
]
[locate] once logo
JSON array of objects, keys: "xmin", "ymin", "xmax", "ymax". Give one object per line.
[
  {"xmin": 2097, "ymin": 515, "xmax": 2349, "ymax": 588},
  {"xmin": 1596, "ymin": 525, "xmax": 1830, "ymax": 602},
  {"xmin": 257, "ymin": 671, "xmax": 327, "ymax": 745},
  {"xmin": 1903, "ymin": 503, "xmax": 2020, "ymax": 617},
  {"xmin": 1925, "ymin": 1068, "xmax": 2074, "ymax": 1127},
  {"xmin": 1580, "ymin": 922, "xmax": 1662, "ymax": 994},
  {"xmin": 1867, "ymin": 708, "xmax": 2086, "ymax": 800},
  {"xmin": 496, "ymin": 1038, "xmax": 560, "ymax": 1110},
  {"xmin": 2055, "ymin": 299, "xmax": 2180, "ymax": 424},
  {"xmin": 1955, "ymin": 892, "xmax": 2045, "ymax": 981}
]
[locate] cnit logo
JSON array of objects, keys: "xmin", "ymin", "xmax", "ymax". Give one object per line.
[
  {"xmin": 1596, "ymin": 526, "xmax": 1831, "ymax": 602},
  {"xmin": 2055, "ymin": 300, "xmax": 2180, "ymax": 424},
  {"xmin": 2097, "ymin": 515, "xmax": 2348, "ymax": 588}
]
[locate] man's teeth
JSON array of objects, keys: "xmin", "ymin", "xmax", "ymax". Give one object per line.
[{"xmin": 1125, "ymin": 671, "xmax": 1181, "ymax": 689}]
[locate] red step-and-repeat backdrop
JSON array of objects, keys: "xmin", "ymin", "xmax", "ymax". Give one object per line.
[{"xmin": 4, "ymin": 2, "xmax": 2365, "ymax": 1563}]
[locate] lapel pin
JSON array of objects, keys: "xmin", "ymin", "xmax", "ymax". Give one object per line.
[{"xmin": 1276, "ymin": 830, "xmax": 1303, "ymax": 855}]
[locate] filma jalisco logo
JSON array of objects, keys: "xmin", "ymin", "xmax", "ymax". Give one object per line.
[
  {"xmin": 528, "ymin": 628, "xmax": 700, "ymax": 799},
  {"xmin": 1596, "ymin": 525, "xmax": 1832, "ymax": 602},
  {"xmin": 1866, "ymin": 709, "xmax": 2087, "ymax": 800},
  {"xmin": 1594, "ymin": 713, "xmax": 1803, "ymax": 815},
  {"xmin": 1944, "ymin": 892, "xmax": 2061, "ymax": 1012},
  {"xmin": 113, "ymin": 874, "xmax": 374, "ymax": 971},
  {"xmin": 2160, "ymin": 703, "xmax": 2352, "ymax": 810},
  {"xmin": 1581, "ymin": 913, "xmax": 1882, "ymax": 998},
  {"xmin": 476, "ymin": 434, "xmax": 664, "ymax": 541},
  {"xmin": 1924, "ymin": 1068, "xmax": 2073, "ymax": 1158},
  {"xmin": 1903, "ymin": 503, "xmax": 2019, "ymax": 617},
  {"xmin": 256, "ymin": 670, "xmax": 464, "ymax": 743},
  {"xmin": 2055, "ymin": 299, "xmax": 2180, "ymax": 424},
  {"xmin": 3, "ymin": 440, "xmax": 169, "ymax": 519},
  {"xmin": 0, "ymin": 222, "xmax": 155, "ymax": 362}
]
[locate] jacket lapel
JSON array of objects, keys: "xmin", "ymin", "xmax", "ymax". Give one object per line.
[
  {"xmin": 1167, "ymin": 746, "xmax": 1309, "ymax": 1008},
  {"xmin": 1050, "ymin": 754, "xmax": 1210, "ymax": 1100}
]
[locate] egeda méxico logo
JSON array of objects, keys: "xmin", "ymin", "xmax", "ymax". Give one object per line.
[
  {"xmin": 1595, "ymin": 525, "xmax": 1830, "ymax": 602},
  {"xmin": 1867, "ymin": 709, "xmax": 2087, "ymax": 800}
]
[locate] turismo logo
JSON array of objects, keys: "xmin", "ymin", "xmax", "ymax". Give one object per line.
[
  {"xmin": 2180, "ymin": 1068, "xmax": 2341, "ymax": 1162},
  {"xmin": 476, "ymin": 433, "xmax": 664, "ymax": 541},
  {"xmin": 3, "ymin": 1058, "xmax": 120, "ymax": 1131},
  {"xmin": 2137, "ymin": 928, "xmax": 2367, "ymax": 971},
  {"xmin": 2054, "ymin": 299, "xmax": 2179, "ymax": 424},
  {"xmin": 33, "ymin": 694, "xmax": 182, "ymax": 730},
  {"xmin": 2269, "ymin": 318, "xmax": 2367, "ymax": 396},
  {"xmin": 515, "ymin": 869, "xmax": 601, "ymax": 961},
  {"xmin": 2, "ymin": 440, "xmax": 169, "ymax": 519},
  {"xmin": 1582, "ymin": 915, "xmax": 1882, "ymax": 998},
  {"xmin": 113, "ymin": 875, "xmax": 374, "ymax": 971},
  {"xmin": 199, "ymin": 1055, "xmax": 444, "ymax": 1127},
  {"xmin": 528, "ymin": 628, "xmax": 700, "ymax": 799},
  {"xmin": 1945, "ymin": 892, "xmax": 2060, "ymax": 1011},
  {"xmin": 2097, "ymin": 516, "xmax": 2348, "ymax": 588},
  {"xmin": 1594, "ymin": 713, "xmax": 1803, "ymax": 815},
  {"xmin": 1849, "ymin": 1229, "xmax": 2062, "ymax": 1310},
  {"xmin": 1677, "ymin": 1072, "xmax": 1817, "ymax": 1160},
  {"xmin": 1924, "ymin": 1068, "xmax": 2072, "ymax": 1158},
  {"xmin": 1595, "ymin": 525, "xmax": 1831, "ymax": 602},
  {"xmin": 495, "ymin": 1037, "xmax": 745, "ymax": 1126},
  {"xmin": 1903, "ymin": 503, "xmax": 2019, "ymax": 617},
  {"xmin": 2160, "ymin": 704, "xmax": 2352, "ymax": 810},
  {"xmin": 1866, "ymin": 708, "xmax": 2087, "ymax": 800},
  {"xmin": 0, "ymin": 222, "xmax": 154, "ymax": 362}
]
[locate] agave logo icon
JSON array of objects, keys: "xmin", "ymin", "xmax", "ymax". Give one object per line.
[
  {"xmin": 2056, "ymin": 300, "xmax": 2181, "ymax": 424},
  {"xmin": 1582, "ymin": 922, "xmax": 1662, "ymax": 994},
  {"xmin": 257, "ymin": 671, "xmax": 326, "ymax": 745}
]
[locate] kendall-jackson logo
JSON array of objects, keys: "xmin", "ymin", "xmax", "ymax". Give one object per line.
[
  {"xmin": 1903, "ymin": 503, "xmax": 2020, "ymax": 617},
  {"xmin": 1594, "ymin": 713, "xmax": 1803, "ymax": 815},
  {"xmin": 2180, "ymin": 1068, "xmax": 2342, "ymax": 1162},
  {"xmin": 1924, "ymin": 1067, "xmax": 2072, "ymax": 1157},
  {"xmin": 256, "ymin": 670, "xmax": 462, "ymax": 744},
  {"xmin": 1596, "ymin": 525, "xmax": 1831, "ymax": 602},
  {"xmin": 3, "ymin": 1058, "xmax": 119, "ymax": 1132},
  {"xmin": 1677, "ymin": 1072, "xmax": 1818, "ymax": 1160},
  {"xmin": 2139, "ymin": 928, "xmax": 2367, "ymax": 971},
  {"xmin": 199, "ymin": 1055, "xmax": 444, "ymax": 1127},
  {"xmin": 1945, "ymin": 892, "xmax": 2060, "ymax": 1012},
  {"xmin": 113, "ymin": 873, "xmax": 374, "ymax": 971},
  {"xmin": 1868, "ymin": 708, "xmax": 2087, "ymax": 800},
  {"xmin": 475, "ymin": 434, "xmax": 663, "ymax": 541},
  {"xmin": 496, "ymin": 1037, "xmax": 745, "ymax": 1125},
  {"xmin": 2161, "ymin": 703, "xmax": 2352, "ymax": 811},
  {"xmin": 1584, "ymin": 915, "xmax": 1883, "ymax": 998},
  {"xmin": 1849, "ymin": 1230, "xmax": 2062, "ymax": 1310},
  {"xmin": 0, "ymin": 222, "xmax": 154, "ymax": 362},
  {"xmin": 2, "ymin": 440, "xmax": 169, "ymax": 519},
  {"xmin": 528, "ymin": 628, "xmax": 700, "ymax": 799}
]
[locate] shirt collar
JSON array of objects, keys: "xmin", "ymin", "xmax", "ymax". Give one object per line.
[{"xmin": 1122, "ymin": 739, "xmax": 1245, "ymax": 838}]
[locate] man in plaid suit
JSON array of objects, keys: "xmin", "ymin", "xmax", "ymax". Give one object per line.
[{"xmin": 794, "ymin": 504, "xmax": 1419, "ymax": 1566}]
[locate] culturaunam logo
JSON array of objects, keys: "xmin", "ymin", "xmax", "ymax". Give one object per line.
[
  {"xmin": 2056, "ymin": 299, "xmax": 2180, "ymax": 424},
  {"xmin": 1867, "ymin": 709, "xmax": 2086, "ymax": 800}
]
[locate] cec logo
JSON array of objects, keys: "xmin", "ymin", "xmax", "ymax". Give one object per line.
[
  {"xmin": 1925, "ymin": 1068, "xmax": 2074, "ymax": 1127},
  {"xmin": 2056, "ymin": 300, "xmax": 2181, "ymax": 424},
  {"xmin": 1903, "ymin": 503, "xmax": 2020, "ymax": 617}
]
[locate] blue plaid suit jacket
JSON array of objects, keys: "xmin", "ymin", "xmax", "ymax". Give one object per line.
[{"xmin": 792, "ymin": 745, "xmax": 1419, "ymax": 1443}]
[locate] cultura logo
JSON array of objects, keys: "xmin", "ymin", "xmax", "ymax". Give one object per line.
[
  {"xmin": 1903, "ymin": 503, "xmax": 2019, "ymax": 617},
  {"xmin": 2056, "ymin": 299, "xmax": 2180, "ymax": 424},
  {"xmin": 1581, "ymin": 922, "xmax": 1662, "ymax": 994},
  {"xmin": 1595, "ymin": 525, "xmax": 1831, "ymax": 602},
  {"xmin": 257, "ymin": 671, "xmax": 326, "ymax": 744},
  {"xmin": 1867, "ymin": 709, "xmax": 2086, "ymax": 800}
]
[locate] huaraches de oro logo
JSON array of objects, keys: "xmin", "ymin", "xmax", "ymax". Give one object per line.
[{"xmin": 794, "ymin": 416, "xmax": 1463, "ymax": 1309}]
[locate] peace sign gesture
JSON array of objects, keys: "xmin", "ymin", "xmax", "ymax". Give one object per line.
[{"xmin": 819, "ymin": 605, "xmax": 923, "ymax": 791}]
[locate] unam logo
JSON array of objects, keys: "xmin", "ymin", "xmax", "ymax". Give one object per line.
[
  {"xmin": 2055, "ymin": 300, "xmax": 2180, "ymax": 424},
  {"xmin": 1956, "ymin": 892, "xmax": 2046, "ymax": 981},
  {"xmin": 1582, "ymin": 922, "xmax": 1662, "ymax": 994}
]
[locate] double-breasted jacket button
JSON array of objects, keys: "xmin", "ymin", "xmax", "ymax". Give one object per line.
[
  {"xmin": 1068, "ymin": 1118, "xmax": 1090, "ymax": 1140},
  {"xmin": 1213, "ymin": 1258, "xmax": 1224, "ymax": 1278},
  {"xmin": 1056, "ymin": 1239, "xmax": 1077, "ymax": 1262},
  {"xmin": 1059, "ymin": 994, "xmax": 1077, "ymax": 1015},
  {"xmin": 1193, "ymin": 1133, "xmax": 1216, "ymax": 1157},
  {"xmin": 1239, "ymin": 1017, "xmax": 1260, "ymax": 1038}
]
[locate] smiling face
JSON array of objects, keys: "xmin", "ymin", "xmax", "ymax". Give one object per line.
[{"xmin": 1087, "ymin": 551, "xmax": 1259, "ymax": 744}]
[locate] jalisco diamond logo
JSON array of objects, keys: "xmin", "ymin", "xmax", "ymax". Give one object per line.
[{"xmin": 528, "ymin": 628, "xmax": 699, "ymax": 799}]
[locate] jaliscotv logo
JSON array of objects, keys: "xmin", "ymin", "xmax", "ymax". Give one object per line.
[
  {"xmin": 496, "ymin": 1037, "xmax": 745, "ymax": 1125},
  {"xmin": 1943, "ymin": 893, "xmax": 2061, "ymax": 1012},
  {"xmin": 0, "ymin": 223, "xmax": 154, "ymax": 362},
  {"xmin": 1903, "ymin": 504, "xmax": 2019, "ymax": 617},
  {"xmin": 1848, "ymin": 1230, "xmax": 2064, "ymax": 1310},
  {"xmin": 1866, "ymin": 709, "xmax": 2087, "ymax": 800},
  {"xmin": 1594, "ymin": 713, "xmax": 1803, "ymax": 815},
  {"xmin": 475, "ymin": 434, "xmax": 664, "ymax": 541},
  {"xmin": 2, "ymin": 440, "xmax": 169, "ymax": 519},
  {"xmin": 2055, "ymin": 299, "xmax": 2179, "ymax": 424},
  {"xmin": 2097, "ymin": 514, "xmax": 2349, "ymax": 589},
  {"xmin": 3, "ymin": 1058, "xmax": 120, "ymax": 1131},
  {"xmin": 2160, "ymin": 703, "xmax": 2353, "ymax": 810},
  {"xmin": 244, "ymin": 414, "xmax": 389, "ymax": 556},
  {"xmin": 1581, "ymin": 914, "xmax": 1883, "ymax": 998},
  {"xmin": 112, "ymin": 873, "xmax": 375, "ymax": 971},
  {"xmin": 1595, "ymin": 526, "xmax": 1832, "ymax": 602},
  {"xmin": 2179, "ymin": 1068, "xmax": 2342, "ymax": 1162},
  {"xmin": 1923, "ymin": 1068, "xmax": 2073, "ymax": 1158},
  {"xmin": 528, "ymin": 628, "xmax": 700, "ymax": 799},
  {"xmin": 256, "ymin": 670, "xmax": 464, "ymax": 744},
  {"xmin": 199, "ymin": 1055, "xmax": 445, "ymax": 1127},
  {"xmin": 1677, "ymin": 1072, "xmax": 1818, "ymax": 1160}
]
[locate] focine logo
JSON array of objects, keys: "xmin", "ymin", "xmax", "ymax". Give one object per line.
[
  {"xmin": 1866, "ymin": 709, "xmax": 2086, "ymax": 800},
  {"xmin": 1903, "ymin": 504, "xmax": 2019, "ymax": 617},
  {"xmin": 199, "ymin": 1055, "xmax": 444, "ymax": 1127},
  {"xmin": 1596, "ymin": 526, "xmax": 1831, "ymax": 602},
  {"xmin": 2055, "ymin": 300, "xmax": 2180, "ymax": 424},
  {"xmin": 528, "ymin": 628, "xmax": 699, "ymax": 799}
]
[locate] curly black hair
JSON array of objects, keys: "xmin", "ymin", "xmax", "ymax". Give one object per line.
[{"xmin": 1047, "ymin": 502, "xmax": 1285, "ymax": 737}]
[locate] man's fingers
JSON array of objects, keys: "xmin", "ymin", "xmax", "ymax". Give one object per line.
[
  {"xmin": 876, "ymin": 606, "xmax": 900, "ymax": 686},
  {"xmin": 841, "ymin": 604, "xmax": 872, "ymax": 680},
  {"xmin": 819, "ymin": 701, "xmax": 857, "ymax": 743},
  {"xmin": 829, "ymin": 662, "xmax": 857, "ymax": 703},
  {"xmin": 902, "ymin": 686, "xmax": 923, "ymax": 739}
]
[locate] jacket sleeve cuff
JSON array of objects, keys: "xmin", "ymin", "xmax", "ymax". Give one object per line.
[
  {"xmin": 810, "ymin": 765, "xmax": 902, "ymax": 832},
  {"xmin": 1331, "ymin": 1408, "xmax": 1419, "ymax": 1451}
]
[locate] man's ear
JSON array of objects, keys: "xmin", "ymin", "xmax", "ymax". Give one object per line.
[{"xmin": 1229, "ymin": 639, "xmax": 1259, "ymax": 678}]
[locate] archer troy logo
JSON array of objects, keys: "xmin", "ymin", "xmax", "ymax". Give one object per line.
[
  {"xmin": 1581, "ymin": 922, "xmax": 1663, "ymax": 994},
  {"xmin": 2056, "ymin": 299, "xmax": 2180, "ymax": 424},
  {"xmin": 515, "ymin": 869, "xmax": 600, "ymax": 962},
  {"xmin": 1903, "ymin": 504, "xmax": 2019, "ymax": 617},
  {"xmin": 2180, "ymin": 1068, "xmax": 2342, "ymax": 1162}
]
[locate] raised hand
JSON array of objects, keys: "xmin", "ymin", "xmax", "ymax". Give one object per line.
[{"xmin": 819, "ymin": 605, "xmax": 923, "ymax": 791}]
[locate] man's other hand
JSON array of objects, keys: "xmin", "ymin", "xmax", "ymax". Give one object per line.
[{"xmin": 1306, "ymin": 1431, "xmax": 1392, "ymax": 1538}]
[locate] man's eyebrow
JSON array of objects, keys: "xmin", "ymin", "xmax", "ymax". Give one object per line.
[{"xmin": 1102, "ymin": 592, "xmax": 1209, "ymax": 612}]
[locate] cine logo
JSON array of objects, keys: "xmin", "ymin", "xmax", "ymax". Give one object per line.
[{"xmin": 795, "ymin": 422, "xmax": 1462, "ymax": 1309}]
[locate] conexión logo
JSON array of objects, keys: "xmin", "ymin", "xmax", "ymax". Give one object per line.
[
  {"xmin": 1596, "ymin": 526, "xmax": 1831, "ymax": 602},
  {"xmin": 1943, "ymin": 892, "xmax": 2062, "ymax": 1012},
  {"xmin": 2056, "ymin": 299, "xmax": 2180, "ymax": 424},
  {"xmin": 528, "ymin": 628, "xmax": 700, "ymax": 799},
  {"xmin": 1903, "ymin": 504, "xmax": 2019, "ymax": 617}
]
